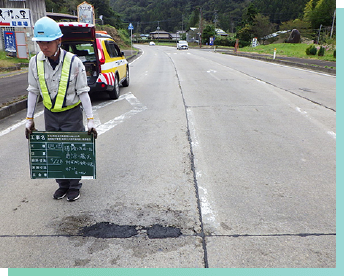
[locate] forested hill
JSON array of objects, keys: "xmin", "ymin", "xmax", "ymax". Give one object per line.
[
  {"xmin": 110, "ymin": 0, "xmax": 250, "ymax": 33},
  {"xmin": 109, "ymin": 0, "xmax": 309, "ymax": 33}
]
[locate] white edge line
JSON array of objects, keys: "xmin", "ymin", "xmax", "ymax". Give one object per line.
[
  {"xmin": 0, "ymin": 110, "xmax": 44, "ymax": 138},
  {"xmin": 187, "ymin": 107, "xmax": 217, "ymax": 224}
]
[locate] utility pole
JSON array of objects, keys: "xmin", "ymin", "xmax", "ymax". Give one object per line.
[
  {"xmin": 181, "ymin": 14, "xmax": 184, "ymax": 42},
  {"xmin": 181, "ymin": 14, "xmax": 184, "ymax": 33},
  {"xmin": 317, "ymin": 24, "xmax": 322, "ymax": 44},
  {"xmin": 213, "ymin": 10, "xmax": 218, "ymax": 51},
  {"xmin": 157, "ymin": 21, "xmax": 160, "ymax": 45},
  {"xmin": 198, "ymin": 7, "xmax": 203, "ymax": 47},
  {"xmin": 331, "ymin": 9, "xmax": 336, "ymax": 38}
]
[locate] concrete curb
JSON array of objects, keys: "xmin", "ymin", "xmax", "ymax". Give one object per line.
[
  {"xmin": 0, "ymin": 63, "xmax": 29, "ymax": 72},
  {"xmin": 0, "ymin": 98, "xmax": 27, "ymax": 120},
  {"xmin": 0, "ymin": 51, "xmax": 142, "ymax": 121}
]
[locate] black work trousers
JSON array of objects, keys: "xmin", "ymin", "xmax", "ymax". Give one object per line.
[{"xmin": 44, "ymin": 105, "xmax": 84, "ymax": 190}]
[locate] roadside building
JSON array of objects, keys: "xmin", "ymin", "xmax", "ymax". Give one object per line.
[
  {"xmin": 170, "ymin": 30, "xmax": 186, "ymax": 41},
  {"xmin": 0, "ymin": 0, "xmax": 46, "ymax": 57},
  {"xmin": 150, "ymin": 30, "xmax": 172, "ymax": 40},
  {"xmin": 186, "ymin": 27, "xmax": 200, "ymax": 43},
  {"xmin": 170, "ymin": 33, "xmax": 180, "ymax": 41}
]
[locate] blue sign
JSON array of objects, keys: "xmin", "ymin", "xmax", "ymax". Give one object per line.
[
  {"xmin": 209, "ymin": 36, "xmax": 215, "ymax": 46},
  {"xmin": 4, "ymin": 31, "xmax": 16, "ymax": 52},
  {"xmin": 128, "ymin": 23, "xmax": 134, "ymax": 30}
]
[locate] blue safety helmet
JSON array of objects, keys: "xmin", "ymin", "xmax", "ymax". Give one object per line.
[{"xmin": 32, "ymin": 17, "xmax": 63, "ymax": 41}]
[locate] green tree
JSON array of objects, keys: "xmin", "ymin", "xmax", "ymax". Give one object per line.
[
  {"xmin": 251, "ymin": 13, "xmax": 276, "ymax": 44},
  {"xmin": 240, "ymin": 3, "xmax": 258, "ymax": 26},
  {"xmin": 45, "ymin": 0, "xmax": 58, "ymax": 12},
  {"xmin": 280, "ymin": 18, "xmax": 311, "ymax": 31},
  {"xmin": 236, "ymin": 24, "xmax": 253, "ymax": 46},
  {"xmin": 303, "ymin": 0, "xmax": 336, "ymax": 29},
  {"xmin": 303, "ymin": 0, "xmax": 316, "ymax": 22},
  {"xmin": 188, "ymin": 9, "xmax": 200, "ymax": 27},
  {"xmin": 253, "ymin": 0, "xmax": 309, "ymax": 24},
  {"xmin": 202, "ymin": 24, "xmax": 215, "ymax": 44},
  {"xmin": 45, "ymin": 0, "xmax": 79, "ymax": 15},
  {"xmin": 280, "ymin": 18, "xmax": 312, "ymax": 39},
  {"xmin": 310, "ymin": 0, "xmax": 336, "ymax": 29},
  {"xmin": 89, "ymin": 0, "xmax": 123, "ymax": 28}
]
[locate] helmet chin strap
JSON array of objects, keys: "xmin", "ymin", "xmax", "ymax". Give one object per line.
[{"xmin": 53, "ymin": 43, "xmax": 61, "ymax": 57}]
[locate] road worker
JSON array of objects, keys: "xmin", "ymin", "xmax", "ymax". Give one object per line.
[{"xmin": 25, "ymin": 16, "xmax": 97, "ymax": 201}]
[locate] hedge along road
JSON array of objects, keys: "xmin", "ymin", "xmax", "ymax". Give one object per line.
[{"xmin": 0, "ymin": 44, "xmax": 336, "ymax": 268}]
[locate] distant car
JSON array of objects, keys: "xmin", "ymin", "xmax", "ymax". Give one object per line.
[
  {"xmin": 149, "ymin": 41, "xmax": 155, "ymax": 46},
  {"xmin": 58, "ymin": 22, "xmax": 129, "ymax": 100},
  {"xmin": 177, "ymin": 40, "xmax": 188, "ymax": 50}
]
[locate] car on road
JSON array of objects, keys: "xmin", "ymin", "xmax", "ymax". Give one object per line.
[
  {"xmin": 58, "ymin": 22, "xmax": 129, "ymax": 99},
  {"xmin": 177, "ymin": 40, "xmax": 188, "ymax": 50},
  {"xmin": 149, "ymin": 41, "xmax": 155, "ymax": 46}
]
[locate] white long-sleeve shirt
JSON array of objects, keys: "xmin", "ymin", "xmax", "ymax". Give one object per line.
[{"xmin": 27, "ymin": 49, "xmax": 90, "ymax": 106}]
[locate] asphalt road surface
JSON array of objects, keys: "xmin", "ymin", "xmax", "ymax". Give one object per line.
[
  {"xmin": 0, "ymin": 44, "xmax": 336, "ymax": 268},
  {"xmin": 0, "ymin": 70, "xmax": 28, "ymax": 107}
]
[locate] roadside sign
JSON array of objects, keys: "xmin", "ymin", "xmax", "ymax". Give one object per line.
[
  {"xmin": 209, "ymin": 36, "xmax": 215, "ymax": 46},
  {"xmin": 3, "ymin": 31, "xmax": 16, "ymax": 52},
  {"xmin": 29, "ymin": 131, "xmax": 96, "ymax": 179},
  {"xmin": 0, "ymin": 8, "xmax": 31, "ymax": 27},
  {"xmin": 128, "ymin": 23, "xmax": 134, "ymax": 52},
  {"xmin": 77, "ymin": 1, "xmax": 95, "ymax": 24},
  {"xmin": 252, "ymin": 37, "xmax": 258, "ymax": 47}
]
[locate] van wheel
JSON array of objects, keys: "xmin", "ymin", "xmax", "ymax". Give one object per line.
[
  {"xmin": 109, "ymin": 75, "xmax": 120, "ymax": 99},
  {"xmin": 122, "ymin": 67, "xmax": 129, "ymax": 87}
]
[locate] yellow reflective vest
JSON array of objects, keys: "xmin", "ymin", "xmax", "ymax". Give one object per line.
[{"xmin": 37, "ymin": 51, "xmax": 81, "ymax": 112}]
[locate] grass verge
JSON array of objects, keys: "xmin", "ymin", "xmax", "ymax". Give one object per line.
[
  {"xmin": 239, "ymin": 43, "xmax": 336, "ymax": 62},
  {"xmin": 0, "ymin": 51, "xmax": 29, "ymax": 69}
]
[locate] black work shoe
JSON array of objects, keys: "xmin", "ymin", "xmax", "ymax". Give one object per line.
[
  {"xmin": 53, "ymin": 188, "xmax": 68, "ymax": 199},
  {"xmin": 67, "ymin": 189, "xmax": 80, "ymax": 201}
]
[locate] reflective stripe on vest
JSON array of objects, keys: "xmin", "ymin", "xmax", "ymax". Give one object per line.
[{"xmin": 37, "ymin": 51, "xmax": 81, "ymax": 112}]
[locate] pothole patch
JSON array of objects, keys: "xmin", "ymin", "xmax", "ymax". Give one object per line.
[
  {"xmin": 147, "ymin": 224, "xmax": 182, "ymax": 239},
  {"xmin": 80, "ymin": 222, "xmax": 182, "ymax": 239},
  {"xmin": 81, "ymin": 222, "xmax": 137, "ymax": 238}
]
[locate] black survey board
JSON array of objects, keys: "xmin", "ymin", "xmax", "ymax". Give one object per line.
[{"xmin": 29, "ymin": 131, "xmax": 96, "ymax": 179}]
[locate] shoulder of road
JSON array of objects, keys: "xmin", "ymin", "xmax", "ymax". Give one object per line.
[
  {"xmin": 208, "ymin": 46, "xmax": 336, "ymax": 75},
  {"xmin": 0, "ymin": 47, "xmax": 335, "ymax": 121}
]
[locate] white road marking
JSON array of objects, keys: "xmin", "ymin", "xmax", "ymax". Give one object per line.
[
  {"xmin": 199, "ymin": 186, "xmax": 217, "ymax": 222},
  {"xmin": 129, "ymin": 49, "xmax": 144, "ymax": 64},
  {"xmin": 187, "ymin": 108, "xmax": 218, "ymax": 227},
  {"xmin": 327, "ymin": 131, "xmax": 336, "ymax": 139},
  {"xmin": 206, "ymin": 69, "xmax": 220, "ymax": 81},
  {"xmin": 0, "ymin": 93, "xmax": 146, "ymax": 138},
  {"xmin": 0, "ymin": 110, "xmax": 44, "ymax": 137},
  {"xmin": 265, "ymin": 60, "xmax": 335, "ymax": 77},
  {"xmin": 95, "ymin": 92, "xmax": 147, "ymax": 136},
  {"xmin": 295, "ymin": 106, "xmax": 336, "ymax": 140},
  {"xmin": 296, "ymin": 107, "xmax": 308, "ymax": 116}
]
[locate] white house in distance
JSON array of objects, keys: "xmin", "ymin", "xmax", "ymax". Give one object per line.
[
  {"xmin": 216, "ymin": 28, "xmax": 228, "ymax": 36},
  {"xmin": 186, "ymin": 27, "xmax": 228, "ymax": 43}
]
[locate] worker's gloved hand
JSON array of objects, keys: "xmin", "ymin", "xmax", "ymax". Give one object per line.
[
  {"xmin": 25, "ymin": 118, "xmax": 36, "ymax": 139},
  {"xmin": 87, "ymin": 118, "xmax": 98, "ymax": 139}
]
